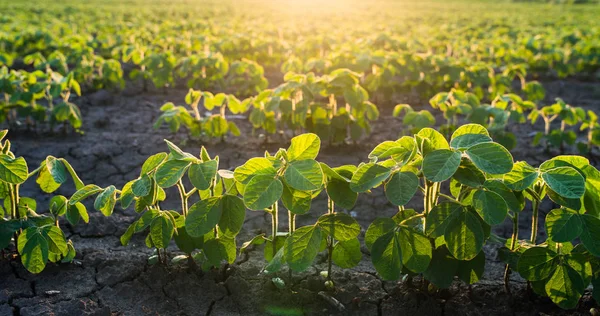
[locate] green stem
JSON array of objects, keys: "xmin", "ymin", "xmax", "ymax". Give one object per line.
[
  {"xmin": 530, "ymin": 199, "xmax": 539, "ymax": 244},
  {"xmin": 272, "ymin": 202, "xmax": 279, "ymax": 257},
  {"xmin": 504, "ymin": 213, "xmax": 519, "ymax": 294},
  {"xmin": 176, "ymin": 180, "xmax": 189, "ymax": 217},
  {"xmin": 327, "ymin": 197, "xmax": 334, "ymax": 281},
  {"xmin": 288, "ymin": 212, "xmax": 295, "ymax": 233},
  {"xmin": 398, "ymin": 213, "xmax": 425, "ymax": 227}
]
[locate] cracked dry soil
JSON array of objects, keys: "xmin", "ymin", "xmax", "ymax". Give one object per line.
[{"xmin": 2, "ymin": 79, "xmax": 600, "ymax": 315}]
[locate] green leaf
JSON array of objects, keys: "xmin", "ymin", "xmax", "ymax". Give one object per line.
[
  {"xmin": 66, "ymin": 202, "xmax": 88, "ymax": 226},
  {"xmin": 287, "ymin": 133, "xmax": 321, "ymax": 161},
  {"xmin": 466, "ymin": 142, "xmax": 513, "ymax": 174},
  {"xmin": 350, "ymin": 163, "xmax": 391, "ymax": 193},
  {"xmin": 317, "ymin": 213, "xmax": 361, "ymax": 241},
  {"xmin": 218, "ymin": 195, "xmax": 245, "ymax": 238},
  {"xmin": 453, "ymin": 159, "xmax": 486, "ymax": 188},
  {"xmin": 281, "ymin": 183, "xmax": 312, "ymax": 215},
  {"xmin": 140, "ymin": 152, "xmax": 168, "ymax": 174},
  {"xmin": 450, "ymin": 134, "xmax": 492, "ymax": 150},
  {"xmin": 150, "ymin": 213, "xmax": 174, "ymax": 249},
  {"xmin": 243, "ymin": 175, "xmax": 283, "ymax": 211},
  {"xmin": 371, "ymin": 231, "xmax": 402, "ymax": 280},
  {"xmin": 425, "ymin": 202, "xmax": 463, "ymax": 238},
  {"xmin": 422, "ymin": 149, "xmax": 461, "ymax": 182},
  {"xmin": 204, "ymin": 237, "xmax": 237, "ymax": 265},
  {"xmin": 17, "ymin": 227, "xmax": 49, "ymax": 274},
  {"xmin": 579, "ymin": 214, "xmax": 600, "ymax": 257},
  {"xmin": 416, "ymin": 128, "xmax": 449, "ymax": 156},
  {"xmin": 365, "ymin": 218, "xmax": 396, "ymax": 251},
  {"xmin": 132, "ymin": 174, "xmax": 152, "ymax": 197},
  {"xmin": 42, "ymin": 225, "xmax": 68, "ymax": 256},
  {"xmin": 542, "ymin": 167, "xmax": 585, "ymax": 199},
  {"xmin": 69, "ymin": 184, "xmax": 102, "ymax": 205},
  {"xmin": 234, "ymin": 157, "xmax": 276, "ymax": 184},
  {"xmin": 444, "ymin": 211, "xmax": 484, "ymax": 260},
  {"xmin": 451, "ymin": 124, "xmax": 490, "ymax": 139},
  {"xmin": 397, "ymin": 228, "xmax": 432, "ymax": 273},
  {"xmin": 49, "ymin": 195, "xmax": 68, "ymax": 217},
  {"xmin": 0, "ymin": 219, "xmax": 21, "ymax": 249},
  {"xmin": 472, "ymin": 190, "xmax": 508, "ymax": 225},
  {"xmin": 545, "ymin": 263, "xmax": 585, "ymax": 310},
  {"xmin": 503, "ymin": 161, "xmax": 539, "ymax": 191},
  {"xmin": 155, "ymin": 160, "xmax": 191, "ymax": 188},
  {"xmin": 483, "ymin": 180, "xmax": 524, "ymax": 213},
  {"xmin": 423, "ymin": 246, "xmax": 459, "ymax": 288},
  {"xmin": 457, "ymin": 251, "xmax": 485, "ymax": 284},
  {"xmin": 332, "ymin": 239, "xmax": 362, "ymax": 268},
  {"xmin": 517, "ymin": 247, "xmax": 557, "ymax": 281},
  {"xmin": 385, "ymin": 172, "xmax": 418, "ymax": 206},
  {"xmin": 94, "ymin": 186, "xmax": 117, "ymax": 216},
  {"xmin": 545, "ymin": 209, "xmax": 582, "ymax": 242},
  {"xmin": 326, "ymin": 179, "xmax": 357, "ymax": 210},
  {"xmin": 188, "ymin": 160, "xmax": 218, "ymax": 190},
  {"xmin": 186, "ymin": 197, "xmax": 223, "ymax": 237},
  {"xmin": 45, "ymin": 156, "xmax": 67, "ymax": 184},
  {"xmin": 283, "ymin": 159, "xmax": 323, "ymax": 191},
  {"xmin": 0, "ymin": 155, "xmax": 28, "ymax": 184},
  {"xmin": 284, "ymin": 225, "xmax": 322, "ymax": 272}
]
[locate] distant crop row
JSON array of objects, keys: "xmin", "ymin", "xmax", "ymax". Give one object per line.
[{"xmin": 2, "ymin": 126, "xmax": 600, "ymax": 309}]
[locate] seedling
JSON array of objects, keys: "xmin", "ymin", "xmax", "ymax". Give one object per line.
[{"xmin": 0, "ymin": 130, "xmax": 95, "ymax": 274}]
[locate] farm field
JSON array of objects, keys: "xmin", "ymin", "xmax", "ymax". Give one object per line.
[{"xmin": 2, "ymin": 0, "xmax": 600, "ymax": 315}]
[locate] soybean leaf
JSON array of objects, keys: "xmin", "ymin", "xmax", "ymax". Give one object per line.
[
  {"xmin": 517, "ymin": 247, "xmax": 557, "ymax": 281},
  {"xmin": 422, "ymin": 149, "xmax": 461, "ymax": 182},
  {"xmin": 65, "ymin": 202, "xmax": 88, "ymax": 226},
  {"xmin": 69, "ymin": 184, "xmax": 102, "ymax": 205},
  {"xmin": 466, "ymin": 142, "xmax": 513, "ymax": 174},
  {"xmin": 150, "ymin": 213, "xmax": 174, "ymax": 249},
  {"xmin": 545, "ymin": 263, "xmax": 585, "ymax": 310},
  {"xmin": 0, "ymin": 155, "xmax": 28, "ymax": 184},
  {"xmin": 450, "ymin": 134, "xmax": 492, "ymax": 150},
  {"xmin": 457, "ymin": 251, "xmax": 485, "ymax": 284},
  {"xmin": 45, "ymin": 156, "xmax": 67, "ymax": 184},
  {"xmin": 94, "ymin": 185, "xmax": 117, "ymax": 216},
  {"xmin": 141, "ymin": 152, "xmax": 168, "ymax": 175},
  {"xmin": 503, "ymin": 161, "xmax": 539, "ymax": 191},
  {"xmin": 397, "ymin": 228, "xmax": 432, "ymax": 273},
  {"xmin": 204, "ymin": 237, "xmax": 236, "ymax": 266},
  {"xmin": 17, "ymin": 227, "xmax": 48, "ymax": 274},
  {"xmin": 42, "ymin": 225, "xmax": 68, "ymax": 256},
  {"xmin": 484, "ymin": 179, "xmax": 524, "ymax": 213},
  {"xmin": 281, "ymin": 183, "xmax": 312, "ymax": 215},
  {"xmin": 186, "ymin": 197, "xmax": 223, "ymax": 237},
  {"xmin": 218, "ymin": 195, "xmax": 245, "ymax": 237},
  {"xmin": 332, "ymin": 239, "xmax": 362, "ymax": 268},
  {"xmin": 425, "ymin": 202, "xmax": 463, "ymax": 238},
  {"xmin": 326, "ymin": 179, "xmax": 357, "ymax": 210},
  {"xmin": 472, "ymin": 189, "xmax": 508, "ymax": 225},
  {"xmin": 542, "ymin": 167, "xmax": 585, "ymax": 199},
  {"xmin": 545, "ymin": 209, "xmax": 582, "ymax": 242},
  {"xmin": 579, "ymin": 214, "xmax": 600, "ymax": 257},
  {"xmin": 234, "ymin": 157, "xmax": 276, "ymax": 184},
  {"xmin": 283, "ymin": 159, "xmax": 323, "ymax": 191},
  {"xmin": 350, "ymin": 163, "xmax": 391, "ymax": 192},
  {"xmin": 318, "ymin": 213, "xmax": 361, "ymax": 241},
  {"xmin": 423, "ymin": 246, "xmax": 459, "ymax": 288},
  {"xmin": 284, "ymin": 225, "xmax": 322, "ymax": 272},
  {"xmin": 365, "ymin": 218, "xmax": 396, "ymax": 251},
  {"xmin": 416, "ymin": 128, "xmax": 449, "ymax": 156},
  {"xmin": 155, "ymin": 160, "xmax": 191, "ymax": 188},
  {"xmin": 243, "ymin": 175, "xmax": 283, "ymax": 211},
  {"xmin": 371, "ymin": 231, "xmax": 402, "ymax": 281},
  {"xmin": 188, "ymin": 160, "xmax": 218, "ymax": 190},
  {"xmin": 132, "ymin": 174, "xmax": 152, "ymax": 197},
  {"xmin": 385, "ymin": 171, "xmax": 418, "ymax": 206},
  {"xmin": 287, "ymin": 133, "xmax": 320, "ymax": 161},
  {"xmin": 444, "ymin": 211, "xmax": 484, "ymax": 260}
]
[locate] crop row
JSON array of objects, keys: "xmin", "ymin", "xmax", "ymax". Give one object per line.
[{"xmin": 2, "ymin": 125, "xmax": 600, "ymax": 309}]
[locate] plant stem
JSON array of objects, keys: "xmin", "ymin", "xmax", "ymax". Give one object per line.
[
  {"xmin": 176, "ymin": 180, "xmax": 189, "ymax": 217},
  {"xmin": 327, "ymin": 197, "xmax": 335, "ymax": 281},
  {"xmin": 504, "ymin": 213, "xmax": 519, "ymax": 294},
  {"xmin": 272, "ymin": 202, "xmax": 279, "ymax": 257},
  {"xmin": 288, "ymin": 212, "xmax": 295, "ymax": 233},
  {"xmin": 530, "ymin": 199, "xmax": 539, "ymax": 244},
  {"xmin": 398, "ymin": 213, "xmax": 425, "ymax": 227}
]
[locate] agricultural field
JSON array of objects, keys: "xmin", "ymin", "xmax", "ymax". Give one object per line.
[{"xmin": 1, "ymin": 0, "xmax": 600, "ymax": 315}]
